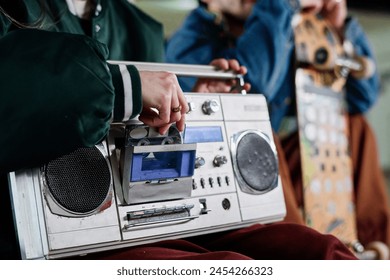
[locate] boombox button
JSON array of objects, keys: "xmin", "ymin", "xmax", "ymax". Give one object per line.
[
  {"xmin": 195, "ymin": 157, "xmax": 206, "ymax": 169},
  {"xmin": 174, "ymin": 205, "xmax": 186, "ymax": 212},
  {"xmin": 153, "ymin": 179, "xmax": 175, "ymax": 184},
  {"xmin": 186, "ymin": 204, "xmax": 195, "ymax": 210},
  {"xmin": 154, "ymin": 207, "xmax": 166, "ymax": 214},
  {"xmin": 209, "ymin": 177, "xmax": 214, "ymax": 188},
  {"xmin": 127, "ymin": 211, "xmax": 145, "ymax": 219},
  {"xmin": 217, "ymin": 177, "xmax": 222, "ymax": 187},
  {"xmin": 165, "ymin": 207, "xmax": 175, "ymax": 213},
  {"xmin": 200, "ymin": 178, "xmax": 206, "ymax": 188},
  {"xmin": 213, "ymin": 155, "xmax": 227, "ymax": 167},
  {"xmin": 144, "ymin": 209, "xmax": 155, "ymax": 216},
  {"xmin": 187, "ymin": 102, "xmax": 196, "ymax": 113},
  {"xmin": 222, "ymin": 199, "xmax": 231, "ymax": 210},
  {"xmin": 192, "ymin": 179, "xmax": 198, "ymax": 190},
  {"xmin": 199, "ymin": 199, "xmax": 210, "ymax": 214}
]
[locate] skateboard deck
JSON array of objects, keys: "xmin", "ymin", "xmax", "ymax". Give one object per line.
[{"xmin": 293, "ymin": 12, "xmax": 359, "ymax": 249}]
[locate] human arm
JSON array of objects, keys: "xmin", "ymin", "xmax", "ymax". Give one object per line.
[
  {"xmin": 0, "ymin": 29, "xmax": 137, "ymax": 171},
  {"xmin": 0, "ymin": 29, "xmax": 187, "ymax": 172},
  {"xmin": 165, "ymin": 7, "xmax": 229, "ymax": 91},
  {"xmin": 165, "ymin": 0, "xmax": 300, "ymax": 130},
  {"xmin": 318, "ymin": 0, "xmax": 380, "ymax": 113},
  {"xmin": 166, "ymin": 1, "xmax": 300, "ymax": 99},
  {"xmin": 227, "ymin": 0, "xmax": 380, "ymax": 114}
]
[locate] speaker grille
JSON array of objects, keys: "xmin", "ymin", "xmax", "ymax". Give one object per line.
[
  {"xmin": 236, "ymin": 133, "xmax": 278, "ymax": 192},
  {"xmin": 44, "ymin": 146, "xmax": 111, "ymax": 214}
]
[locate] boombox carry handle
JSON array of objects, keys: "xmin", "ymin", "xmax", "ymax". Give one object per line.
[{"xmin": 107, "ymin": 60, "xmax": 247, "ymax": 94}]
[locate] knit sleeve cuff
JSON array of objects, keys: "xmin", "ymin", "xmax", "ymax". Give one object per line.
[{"xmin": 107, "ymin": 63, "xmax": 142, "ymax": 122}]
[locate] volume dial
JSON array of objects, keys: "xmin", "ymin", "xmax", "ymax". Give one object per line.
[
  {"xmin": 213, "ymin": 155, "xmax": 227, "ymax": 167},
  {"xmin": 195, "ymin": 157, "xmax": 206, "ymax": 169},
  {"xmin": 202, "ymin": 99, "xmax": 220, "ymax": 115}
]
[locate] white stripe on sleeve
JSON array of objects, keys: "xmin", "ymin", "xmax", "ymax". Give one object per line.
[{"xmin": 119, "ymin": 64, "xmax": 133, "ymax": 121}]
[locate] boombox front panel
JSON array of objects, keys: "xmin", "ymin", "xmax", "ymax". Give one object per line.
[{"xmin": 9, "ymin": 93, "xmax": 286, "ymax": 259}]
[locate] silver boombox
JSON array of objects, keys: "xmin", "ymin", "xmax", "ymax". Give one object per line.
[{"xmin": 8, "ymin": 62, "xmax": 286, "ymax": 259}]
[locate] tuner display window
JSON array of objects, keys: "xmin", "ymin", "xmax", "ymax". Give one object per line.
[{"xmin": 184, "ymin": 126, "xmax": 223, "ymax": 143}]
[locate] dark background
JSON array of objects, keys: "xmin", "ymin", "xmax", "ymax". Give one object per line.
[{"xmin": 348, "ymin": 0, "xmax": 389, "ymax": 12}]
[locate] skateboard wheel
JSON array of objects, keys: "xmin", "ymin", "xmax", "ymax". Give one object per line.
[
  {"xmin": 365, "ymin": 241, "xmax": 390, "ymax": 260},
  {"xmin": 351, "ymin": 56, "xmax": 376, "ymax": 79}
]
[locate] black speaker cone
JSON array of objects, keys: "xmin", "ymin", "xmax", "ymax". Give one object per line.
[
  {"xmin": 44, "ymin": 146, "xmax": 111, "ymax": 214},
  {"xmin": 235, "ymin": 132, "xmax": 278, "ymax": 193}
]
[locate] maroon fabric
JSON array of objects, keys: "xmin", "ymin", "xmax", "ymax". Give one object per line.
[
  {"xmin": 76, "ymin": 223, "xmax": 357, "ymax": 260},
  {"xmin": 280, "ymin": 114, "xmax": 390, "ymax": 248},
  {"xmin": 273, "ymin": 133, "xmax": 305, "ymax": 225},
  {"xmin": 348, "ymin": 114, "xmax": 390, "ymax": 247}
]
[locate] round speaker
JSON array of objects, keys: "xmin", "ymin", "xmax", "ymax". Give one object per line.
[
  {"xmin": 42, "ymin": 143, "xmax": 112, "ymax": 217},
  {"xmin": 231, "ymin": 130, "xmax": 278, "ymax": 194}
]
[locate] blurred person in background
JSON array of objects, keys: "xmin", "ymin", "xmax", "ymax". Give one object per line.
[
  {"xmin": 0, "ymin": 0, "xmax": 358, "ymax": 260},
  {"xmin": 166, "ymin": 0, "xmax": 390, "ymax": 249}
]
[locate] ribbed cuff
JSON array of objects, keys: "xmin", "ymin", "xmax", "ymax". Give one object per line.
[{"xmin": 107, "ymin": 63, "xmax": 142, "ymax": 122}]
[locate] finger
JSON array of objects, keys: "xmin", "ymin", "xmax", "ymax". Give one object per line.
[
  {"xmin": 230, "ymin": 81, "xmax": 251, "ymax": 93},
  {"xmin": 324, "ymin": 0, "xmax": 344, "ymax": 12},
  {"xmin": 227, "ymin": 59, "xmax": 241, "ymax": 72},
  {"xmin": 156, "ymin": 76, "xmax": 180, "ymax": 124},
  {"xmin": 238, "ymin": 65, "xmax": 248, "ymax": 75},
  {"xmin": 177, "ymin": 88, "xmax": 189, "ymax": 114},
  {"xmin": 210, "ymin": 58, "xmax": 229, "ymax": 70},
  {"xmin": 176, "ymin": 113, "xmax": 186, "ymax": 132},
  {"xmin": 170, "ymin": 88, "xmax": 181, "ymax": 117},
  {"xmin": 139, "ymin": 109, "xmax": 175, "ymax": 136},
  {"xmin": 243, "ymin": 83, "xmax": 251, "ymax": 92},
  {"xmin": 158, "ymin": 123, "xmax": 172, "ymax": 135},
  {"xmin": 169, "ymin": 77, "xmax": 186, "ymax": 126},
  {"xmin": 139, "ymin": 107, "xmax": 172, "ymax": 128},
  {"xmin": 301, "ymin": 0, "xmax": 323, "ymax": 14}
]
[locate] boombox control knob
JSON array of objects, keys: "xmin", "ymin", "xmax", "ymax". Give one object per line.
[
  {"xmin": 195, "ymin": 156, "xmax": 206, "ymax": 169},
  {"xmin": 213, "ymin": 155, "xmax": 227, "ymax": 167},
  {"xmin": 202, "ymin": 99, "xmax": 220, "ymax": 115}
]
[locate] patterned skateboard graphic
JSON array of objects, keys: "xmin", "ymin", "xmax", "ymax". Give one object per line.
[{"xmin": 293, "ymin": 12, "xmax": 359, "ymax": 248}]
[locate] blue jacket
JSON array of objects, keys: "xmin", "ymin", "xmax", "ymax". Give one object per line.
[{"xmin": 166, "ymin": 0, "xmax": 380, "ymax": 131}]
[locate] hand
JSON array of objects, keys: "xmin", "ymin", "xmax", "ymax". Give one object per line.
[
  {"xmin": 300, "ymin": 0, "xmax": 324, "ymax": 14},
  {"xmin": 138, "ymin": 71, "xmax": 189, "ymax": 135},
  {"xmin": 192, "ymin": 58, "xmax": 251, "ymax": 93},
  {"xmin": 321, "ymin": 0, "xmax": 347, "ymax": 38},
  {"xmin": 201, "ymin": 0, "xmax": 255, "ymax": 20},
  {"xmin": 300, "ymin": 0, "xmax": 347, "ymax": 38}
]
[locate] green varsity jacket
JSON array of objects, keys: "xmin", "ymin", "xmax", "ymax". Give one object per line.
[{"xmin": 0, "ymin": 0, "xmax": 164, "ymax": 172}]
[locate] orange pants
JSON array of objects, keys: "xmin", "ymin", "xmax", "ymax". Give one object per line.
[{"xmin": 277, "ymin": 114, "xmax": 390, "ymax": 247}]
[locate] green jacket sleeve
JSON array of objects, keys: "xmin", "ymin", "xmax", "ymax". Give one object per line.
[{"xmin": 0, "ymin": 28, "xmax": 142, "ymax": 172}]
